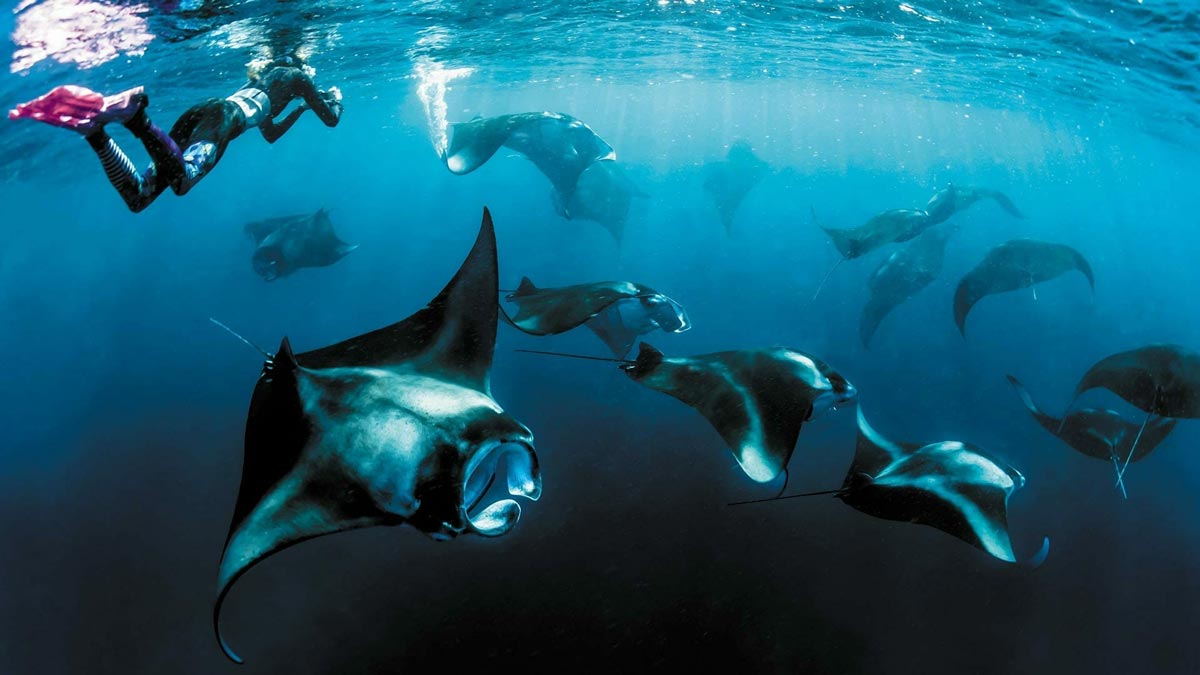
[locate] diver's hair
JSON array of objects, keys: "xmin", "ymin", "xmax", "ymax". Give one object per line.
[{"xmin": 246, "ymin": 56, "xmax": 316, "ymax": 81}]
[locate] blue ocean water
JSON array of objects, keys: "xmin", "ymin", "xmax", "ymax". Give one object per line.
[{"xmin": 1, "ymin": 1, "xmax": 1199, "ymax": 673}]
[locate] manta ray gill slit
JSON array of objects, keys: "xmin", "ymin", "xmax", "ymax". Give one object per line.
[{"xmin": 459, "ymin": 439, "xmax": 541, "ymax": 538}]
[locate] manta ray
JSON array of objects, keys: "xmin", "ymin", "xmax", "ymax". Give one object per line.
[
  {"xmin": 811, "ymin": 206, "xmax": 934, "ymax": 298},
  {"xmin": 442, "ymin": 112, "xmax": 615, "ymax": 205},
  {"xmin": 552, "ymin": 160, "xmax": 645, "ymax": 243},
  {"xmin": 924, "ymin": 183, "xmax": 1026, "ymax": 225},
  {"xmin": 1073, "ymin": 344, "xmax": 1200, "ymax": 419},
  {"xmin": 860, "ymin": 224, "xmax": 957, "ymax": 348},
  {"xmin": 953, "ymin": 239, "xmax": 1094, "ymax": 335},
  {"xmin": 1067, "ymin": 344, "xmax": 1200, "ymax": 484},
  {"xmin": 730, "ymin": 409, "xmax": 1048, "ymax": 564},
  {"xmin": 1007, "ymin": 375, "xmax": 1176, "ymax": 498},
  {"xmin": 244, "ymin": 208, "xmax": 358, "ymax": 281},
  {"xmin": 619, "ymin": 343, "xmax": 857, "ymax": 484},
  {"xmin": 702, "ymin": 140, "xmax": 769, "ymax": 234},
  {"xmin": 503, "ymin": 278, "xmax": 690, "ymax": 358},
  {"xmin": 214, "ymin": 209, "xmax": 541, "ymax": 663},
  {"xmin": 837, "ymin": 409, "xmax": 1048, "ymax": 563},
  {"xmin": 817, "ymin": 208, "xmax": 932, "ymax": 262}
]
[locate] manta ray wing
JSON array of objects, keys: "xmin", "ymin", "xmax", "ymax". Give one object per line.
[
  {"xmin": 560, "ymin": 160, "xmax": 637, "ymax": 242},
  {"xmin": 843, "ymin": 409, "xmax": 1030, "ymax": 563},
  {"xmin": 297, "ymin": 210, "xmax": 499, "ymax": 390},
  {"xmin": 584, "ymin": 305, "xmax": 640, "ymax": 358},
  {"xmin": 244, "ymin": 214, "xmax": 305, "ymax": 245},
  {"xmin": 841, "ymin": 409, "xmax": 920, "ymax": 491},
  {"xmin": 1006, "ymin": 375, "xmax": 1064, "ymax": 436},
  {"xmin": 443, "ymin": 114, "xmax": 534, "ymax": 175},
  {"xmin": 503, "ymin": 113, "xmax": 615, "ymax": 201},
  {"xmin": 859, "ymin": 297, "xmax": 894, "ymax": 349},
  {"xmin": 287, "ymin": 209, "xmax": 357, "ymax": 267},
  {"xmin": 1071, "ymin": 344, "xmax": 1200, "ymax": 418}
]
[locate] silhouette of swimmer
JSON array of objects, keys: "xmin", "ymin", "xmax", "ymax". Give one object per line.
[{"xmin": 8, "ymin": 55, "xmax": 343, "ymax": 212}]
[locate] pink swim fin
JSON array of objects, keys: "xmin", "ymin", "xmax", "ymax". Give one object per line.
[{"xmin": 8, "ymin": 85, "xmax": 145, "ymax": 133}]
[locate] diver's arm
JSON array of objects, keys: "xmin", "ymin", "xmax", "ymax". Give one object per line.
[
  {"xmin": 298, "ymin": 84, "xmax": 343, "ymax": 127},
  {"xmin": 259, "ymin": 105, "xmax": 307, "ymax": 143}
]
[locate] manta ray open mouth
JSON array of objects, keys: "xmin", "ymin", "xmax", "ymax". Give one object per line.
[{"xmin": 461, "ymin": 441, "xmax": 541, "ymax": 537}]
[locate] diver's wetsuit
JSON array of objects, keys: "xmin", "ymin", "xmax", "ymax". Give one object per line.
[{"xmin": 84, "ymin": 66, "xmax": 343, "ymax": 212}]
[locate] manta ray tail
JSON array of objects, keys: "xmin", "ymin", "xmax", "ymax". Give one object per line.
[
  {"xmin": 1115, "ymin": 409, "xmax": 1155, "ymax": 484},
  {"xmin": 209, "ymin": 318, "xmax": 272, "ymax": 360},
  {"xmin": 1055, "ymin": 393, "xmax": 1081, "ymax": 434},
  {"xmin": 812, "ymin": 257, "xmax": 844, "ymax": 301},
  {"xmin": 1106, "ymin": 444, "xmax": 1129, "ymax": 500},
  {"xmin": 726, "ymin": 488, "xmax": 843, "ymax": 506},
  {"xmin": 514, "ymin": 348, "xmax": 632, "ymax": 364}
]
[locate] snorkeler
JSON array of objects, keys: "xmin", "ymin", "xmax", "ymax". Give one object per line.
[{"xmin": 8, "ymin": 57, "xmax": 343, "ymax": 212}]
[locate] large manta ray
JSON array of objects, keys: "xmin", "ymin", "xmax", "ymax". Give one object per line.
[
  {"xmin": 1068, "ymin": 344, "xmax": 1200, "ymax": 483},
  {"xmin": 702, "ymin": 140, "xmax": 769, "ymax": 234},
  {"xmin": 552, "ymin": 160, "xmax": 645, "ymax": 243},
  {"xmin": 925, "ymin": 183, "xmax": 1026, "ymax": 225},
  {"xmin": 503, "ymin": 277, "xmax": 690, "ymax": 358},
  {"xmin": 442, "ymin": 112, "xmax": 615, "ymax": 205},
  {"xmin": 214, "ymin": 209, "xmax": 541, "ymax": 663},
  {"xmin": 244, "ymin": 208, "xmax": 357, "ymax": 281},
  {"xmin": 1073, "ymin": 344, "xmax": 1200, "ymax": 419},
  {"xmin": 1007, "ymin": 375, "xmax": 1176, "ymax": 497},
  {"xmin": 953, "ymin": 239, "xmax": 1094, "ymax": 335},
  {"xmin": 860, "ymin": 224, "xmax": 957, "ymax": 348},
  {"xmin": 840, "ymin": 409, "xmax": 1048, "ymax": 563},
  {"xmin": 619, "ymin": 343, "xmax": 856, "ymax": 484}
]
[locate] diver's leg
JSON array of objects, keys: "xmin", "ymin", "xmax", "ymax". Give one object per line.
[
  {"xmin": 122, "ymin": 101, "xmax": 187, "ymax": 183},
  {"xmin": 170, "ymin": 141, "xmax": 221, "ymax": 196},
  {"xmin": 83, "ymin": 130, "xmax": 167, "ymax": 213}
]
